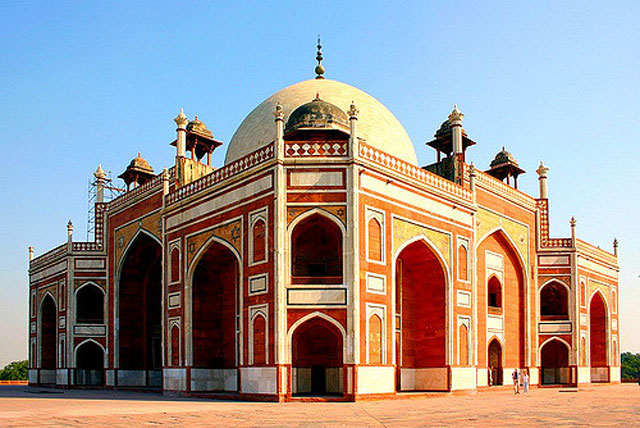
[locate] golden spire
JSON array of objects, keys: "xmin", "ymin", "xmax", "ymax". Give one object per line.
[{"xmin": 315, "ymin": 35, "xmax": 325, "ymax": 79}]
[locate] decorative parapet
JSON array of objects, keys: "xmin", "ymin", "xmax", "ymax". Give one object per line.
[
  {"xmin": 536, "ymin": 199, "xmax": 572, "ymax": 249},
  {"xmin": 359, "ymin": 142, "xmax": 473, "ymax": 202},
  {"xmin": 166, "ymin": 142, "xmax": 275, "ymax": 206},
  {"xmin": 30, "ymin": 244, "xmax": 66, "ymax": 271},
  {"xmin": 576, "ymin": 239, "xmax": 618, "ymax": 266},
  {"xmin": 472, "ymin": 166, "xmax": 537, "ymax": 210},
  {"xmin": 285, "ymin": 140, "xmax": 347, "ymax": 157}
]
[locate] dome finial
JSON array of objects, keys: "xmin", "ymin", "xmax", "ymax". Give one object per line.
[{"xmin": 315, "ymin": 35, "xmax": 325, "ymax": 79}]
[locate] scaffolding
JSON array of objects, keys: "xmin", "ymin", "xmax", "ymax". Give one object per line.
[{"xmin": 87, "ymin": 166, "xmax": 124, "ymax": 241}]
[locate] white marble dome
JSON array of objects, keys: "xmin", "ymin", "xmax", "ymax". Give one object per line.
[{"xmin": 225, "ymin": 79, "xmax": 418, "ymax": 165}]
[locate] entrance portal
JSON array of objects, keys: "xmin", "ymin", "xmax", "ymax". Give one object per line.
[
  {"xmin": 191, "ymin": 240, "xmax": 239, "ymax": 391},
  {"xmin": 590, "ymin": 293, "xmax": 608, "ymax": 382},
  {"xmin": 540, "ymin": 339, "xmax": 570, "ymax": 385},
  {"xmin": 76, "ymin": 341, "xmax": 104, "ymax": 386},
  {"xmin": 488, "ymin": 339, "xmax": 503, "ymax": 386},
  {"xmin": 118, "ymin": 232, "xmax": 162, "ymax": 387},
  {"xmin": 395, "ymin": 240, "xmax": 446, "ymax": 391},
  {"xmin": 292, "ymin": 317, "xmax": 343, "ymax": 396}
]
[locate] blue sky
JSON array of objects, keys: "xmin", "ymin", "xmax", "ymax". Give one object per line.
[{"xmin": 1, "ymin": 1, "xmax": 638, "ymax": 366}]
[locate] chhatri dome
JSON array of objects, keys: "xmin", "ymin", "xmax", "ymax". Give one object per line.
[{"xmin": 225, "ymin": 42, "xmax": 418, "ymax": 165}]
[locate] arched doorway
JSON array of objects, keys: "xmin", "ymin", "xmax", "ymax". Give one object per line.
[
  {"xmin": 40, "ymin": 294, "xmax": 57, "ymax": 378},
  {"xmin": 191, "ymin": 240, "xmax": 239, "ymax": 391},
  {"xmin": 76, "ymin": 284, "xmax": 104, "ymax": 324},
  {"xmin": 395, "ymin": 240, "xmax": 447, "ymax": 391},
  {"xmin": 590, "ymin": 292, "xmax": 608, "ymax": 382},
  {"xmin": 540, "ymin": 282, "xmax": 569, "ymax": 320},
  {"xmin": 488, "ymin": 338, "xmax": 503, "ymax": 385},
  {"xmin": 76, "ymin": 341, "xmax": 104, "ymax": 386},
  {"xmin": 540, "ymin": 339, "xmax": 570, "ymax": 385},
  {"xmin": 118, "ymin": 232, "xmax": 162, "ymax": 387},
  {"xmin": 291, "ymin": 317, "xmax": 344, "ymax": 396},
  {"xmin": 291, "ymin": 213, "xmax": 343, "ymax": 284}
]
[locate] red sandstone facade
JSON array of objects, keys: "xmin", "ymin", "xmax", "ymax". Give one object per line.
[{"xmin": 28, "ymin": 74, "xmax": 620, "ymax": 400}]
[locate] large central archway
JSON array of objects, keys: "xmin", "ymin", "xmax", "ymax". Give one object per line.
[
  {"xmin": 395, "ymin": 239, "xmax": 447, "ymax": 391},
  {"xmin": 117, "ymin": 231, "xmax": 162, "ymax": 387},
  {"xmin": 291, "ymin": 316, "xmax": 344, "ymax": 396},
  {"xmin": 590, "ymin": 292, "xmax": 609, "ymax": 382},
  {"xmin": 477, "ymin": 230, "xmax": 526, "ymax": 377},
  {"xmin": 190, "ymin": 239, "xmax": 240, "ymax": 392}
]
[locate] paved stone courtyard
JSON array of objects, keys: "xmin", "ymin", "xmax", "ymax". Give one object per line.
[{"xmin": 0, "ymin": 383, "xmax": 638, "ymax": 427}]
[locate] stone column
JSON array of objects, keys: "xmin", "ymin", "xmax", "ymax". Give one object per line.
[
  {"xmin": 274, "ymin": 103, "xmax": 285, "ymax": 160},
  {"xmin": 536, "ymin": 162, "xmax": 549, "ymax": 199},
  {"xmin": 174, "ymin": 108, "xmax": 188, "ymax": 158},
  {"xmin": 570, "ymin": 216, "xmax": 576, "ymax": 245},
  {"xmin": 348, "ymin": 101, "xmax": 359, "ymax": 157},
  {"xmin": 94, "ymin": 165, "xmax": 107, "ymax": 203},
  {"xmin": 448, "ymin": 105, "xmax": 464, "ymax": 155}
]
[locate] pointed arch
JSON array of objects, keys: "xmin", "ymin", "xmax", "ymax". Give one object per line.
[
  {"xmin": 186, "ymin": 233, "xmax": 243, "ymax": 276},
  {"xmin": 288, "ymin": 312, "xmax": 346, "ymax": 396},
  {"xmin": 476, "ymin": 227, "xmax": 528, "ymax": 273},
  {"xmin": 169, "ymin": 323, "xmax": 181, "ymax": 367},
  {"xmin": 487, "ymin": 336, "xmax": 503, "ymax": 385},
  {"xmin": 74, "ymin": 339, "xmax": 105, "ymax": 386},
  {"xmin": 589, "ymin": 290, "xmax": 609, "ymax": 373},
  {"xmin": 250, "ymin": 311, "xmax": 267, "ymax": 365},
  {"xmin": 115, "ymin": 228, "xmax": 162, "ymax": 280},
  {"xmin": 39, "ymin": 290, "xmax": 57, "ymax": 311},
  {"xmin": 367, "ymin": 217, "xmax": 383, "ymax": 261},
  {"xmin": 393, "ymin": 234, "xmax": 451, "ymax": 278},
  {"xmin": 75, "ymin": 282, "xmax": 105, "ymax": 324},
  {"xmin": 287, "ymin": 311, "xmax": 347, "ymax": 365},
  {"xmin": 458, "ymin": 322, "xmax": 469, "ymax": 366},
  {"xmin": 287, "ymin": 207, "xmax": 347, "ymax": 235},
  {"xmin": 393, "ymin": 235, "xmax": 450, "ymax": 391},
  {"xmin": 540, "ymin": 337, "xmax": 571, "ymax": 385},
  {"xmin": 477, "ymin": 228, "xmax": 527, "ymax": 370},
  {"xmin": 114, "ymin": 228, "xmax": 162, "ymax": 381},
  {"xmin": 185, "ymin": 234, "xmax": 242, "ymax": 370},
  {"xmin": 39, "ymin": 292, "xmax": 57, "ymax": 370},
  {"xmin": 539, "ymin": 336, "xmax": 571, "ymax": 355},
  {"xmin": 487, "ymin": 274, "xmax": 503, "ymax": 309},
  {"xmin": 74, "ymin": 338, "xmax": 106, "ymax": 366},
  {"xmin": 539, "ymin": 280, "xmax": 569, "ymax": 320},
  {"xmin": 457, "ymin": 243, "xmax": 469, "ymax": 281},
  {"xmin": 589, "ymin": 288, "xmax": 610, "ymax": 314},
  {"xmin": 288, "ymin": 208, "xmax": 345, "ymax": 284}
]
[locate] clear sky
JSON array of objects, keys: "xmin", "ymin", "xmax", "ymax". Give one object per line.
[{"xmin": 1, "ymin": 1, "xmax": 638, "ymax": 367}]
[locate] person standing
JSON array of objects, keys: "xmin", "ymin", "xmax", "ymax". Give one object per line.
[
  {"xmin": 512, "ymin": 369, "xmax": 520, "ymax": 394},
  {"xmin": 523, "ymin": 370, "xmax": 530, "ymax": 394},
  {"xmin": 489, "ymin": 366, "xmax": 493, "ymax": 386}
]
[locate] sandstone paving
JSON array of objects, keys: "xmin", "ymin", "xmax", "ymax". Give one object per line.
[{"xmin": 0, "ymin": 384, "xmax": 638, "ymax": 427}]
